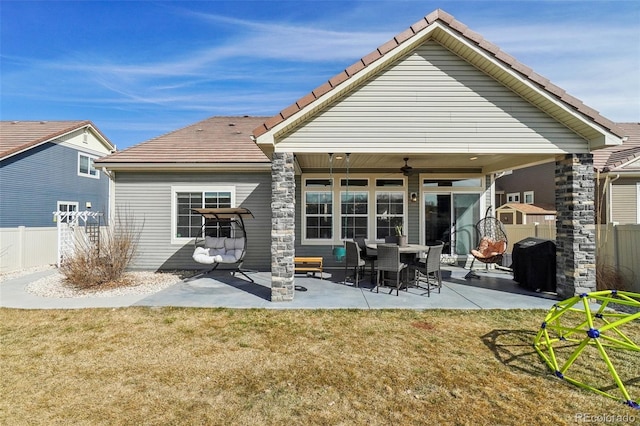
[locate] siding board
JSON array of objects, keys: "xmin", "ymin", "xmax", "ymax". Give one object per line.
[
  {"xmin": 278, "ymin": 43, "xmax": 585, "ymax": 154},
  {"xmin": 114, "ymin": 171, "xmax": 272, "ymax": 271}
]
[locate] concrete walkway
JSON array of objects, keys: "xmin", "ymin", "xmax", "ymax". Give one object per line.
[{"xmin": 0, "ymin": 266, "xmax": 560, "ymax": 310}]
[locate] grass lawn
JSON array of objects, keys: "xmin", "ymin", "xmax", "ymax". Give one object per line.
[{"xmin": 1, "ymin": 308, "xmax": 638, "ymax": 425}]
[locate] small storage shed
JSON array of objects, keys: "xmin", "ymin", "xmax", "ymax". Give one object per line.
[{"xmin": 496, "ymin": 203, "xmax": 556, "ymax": 225}]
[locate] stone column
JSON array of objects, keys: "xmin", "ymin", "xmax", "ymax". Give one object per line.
[
  {"xmin": 555, "ymin": 153, "xmax": 596, "ymax": 298},
  {"xmin": 271, "ymin": 152, "xmax": 295, "ymax": 301}
]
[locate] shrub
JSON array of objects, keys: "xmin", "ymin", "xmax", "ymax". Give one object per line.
[{"xmin": 60, "ymin": 209, "xmax": 142, "ymax": 288}]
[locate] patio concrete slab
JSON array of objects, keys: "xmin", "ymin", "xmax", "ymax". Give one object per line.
[{"xmin": 1, "ymin": 267, "xmax": 561, "ymax": 310}]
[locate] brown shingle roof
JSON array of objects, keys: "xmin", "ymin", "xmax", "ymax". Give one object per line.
[
  {"xmin": 0, "ymin": 120, "xmax": 112, "ymax": 159},
  {"xmin": 96, "ymin": 116, "xmax": 270, "ymax": 166},
  {"xmin": 596, "ymin": 122, "xmax": 640, "ymax": 171},
  {"xmin": 252, "ymin": 8, "xmax": 624, "ymax": 140}
]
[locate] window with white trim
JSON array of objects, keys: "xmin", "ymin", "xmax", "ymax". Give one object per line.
[
  {"xmin": 507, "ymin": 192, "xmax": 520, "ymax": 203},
  {"xmin": 301, "ymin": 174, "xmax": 406, "ymax": 244},
  {"xmin": 78, "ymin": 153, "xmax": 99, "ymax": 178},
  {"xmin": 172, "ymin": 186, "xmax": 234, "ymax": 242},
  {"xmin": 375, "ymin": 191, "xmax": 404, "ymax": 239},
  {"xmin": 523, "ymin": 191, "xmax": 534, "ymax": 204},
  {"xmin": 341, "ymin": 191, "xmax": 368, "ymax": 239},
  {"xmin": 57, "ymin": 201, "xmax": 78, "ymax": 223},
  {"xmin": 375, "ymin": 179, "xmax": 405, "ymax": 240}
]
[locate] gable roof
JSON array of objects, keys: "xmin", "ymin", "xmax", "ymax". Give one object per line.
[
  {"xmin": 252, "ymin": 8, "xmax": 624, "ymax": 148},
  {"xmin": 0, "ymin": 120, "xmax": 114, "ymax": 160},
  {"xmin": 595, "ymin": 122, "xmax": 640, "ymax": 172},
  {"xmin": 95, "ymin": 116, "xmax": 270, "ymax": 170},
  {"xmin": 496, "ymin": 203, "xmax": 556, "ymax": 215}
]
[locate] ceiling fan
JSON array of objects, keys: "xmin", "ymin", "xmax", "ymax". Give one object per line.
[{"xmin": 400, "ymin": 157, "xmax": 413, "ymax": 176}]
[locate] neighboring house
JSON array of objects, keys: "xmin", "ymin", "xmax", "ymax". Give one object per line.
[
  {"xmin": 496, "ymin": 122, "xmax": 640, "ymax": 224},
  {"xmin": 98, "ymin": 9, "xmax": 625, "ymax": 301},
  {"xmin": 496, "ymin": 203, "xmax": 556, "ymax": 225},
  {"xmin": 0, "ymin": 120, "xmax": 115, "ymax": 227},
  {"xmin": 595, "ymin": 122, "xmax": 640, "ymax": 224}
]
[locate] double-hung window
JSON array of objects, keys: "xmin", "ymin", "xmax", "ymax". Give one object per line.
[
  {"xmin": 375, "ymin": 179, "xmax": 405, "ymax": 239},
  {"xmin": 78, "ymin": 153, "xmax": 99, "ymax": 178},
  {"xmin": 301, "ymin": 175, "xmax": 406, "ymax": 244},
  {"xmin": 340, "ymin": 179, "xmax": 368, "ymax": 239},
  {"xmin": 172, "ymin": 186, "xmax": 234, "ymax": 243},
  {"xmin": 304, "ymin": 179, "xmax": 333, "ymax": 240}
]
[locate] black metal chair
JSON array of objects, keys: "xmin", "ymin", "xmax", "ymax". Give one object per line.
[
  {"xmin": 412, "ymin": 243, "xmax": 444, "ymax": 296},
  {"xmin": 375, "ymin": 244, "xmax": 408, "ymax": 296},
  {"xmin": 344, "ymin": 240, "xmax": 365, "ymax": 287}
]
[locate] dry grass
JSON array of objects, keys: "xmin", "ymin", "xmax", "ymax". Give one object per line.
[{"xmin": 1, "ymin": 308, "xmax": 638, "ymax": 425}]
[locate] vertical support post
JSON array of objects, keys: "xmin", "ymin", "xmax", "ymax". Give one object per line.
[
  {"xmin": 555, "ymin": 153, "xmax": 596, "ymax": 298},
  {"xmin": 271, "ymin": 152, "xmax": 296, "ymax": 301}
]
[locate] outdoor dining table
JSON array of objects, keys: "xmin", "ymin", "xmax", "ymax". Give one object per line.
[
  {"xmin": 366, "ymin": 243, "xmax": 432, "ymax": 288},
  {"xmin": 366, "ymin": 243, "xmax": 431, "ymax": 258}
]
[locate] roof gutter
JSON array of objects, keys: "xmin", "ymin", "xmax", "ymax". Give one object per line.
[{"xmin": 94, "ymin": 162, "xmax": 272, "ymax": 172}]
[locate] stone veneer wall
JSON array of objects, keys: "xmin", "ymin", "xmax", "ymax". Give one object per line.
[
  {"xmin": 555, "ymin": 153, "xmax": 596, "ymax": 298},
  {"xmin": 270, "ymin": 152, "xmax": 295, "ymax": 301}
]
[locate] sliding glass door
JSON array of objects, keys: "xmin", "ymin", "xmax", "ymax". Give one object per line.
[{"xmin": 423, "ymin": 190, "xmax": 480, "ymax": 256}]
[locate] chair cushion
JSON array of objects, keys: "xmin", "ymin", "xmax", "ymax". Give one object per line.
[
  {"xmin": 193, "ymin": 237, "xmax": 245, "ymax": 264},
  {"xmin": 472, "ymin": 237, "xmax": 506, "ymax": 259}
]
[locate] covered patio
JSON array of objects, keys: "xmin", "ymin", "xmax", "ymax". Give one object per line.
[
  {"xmin": 134, "ymin": 267, "xmax": 560, "ymax": 310},
  {"xmin": 253, "ymin": 10, "xmax": 624, "ymax": 302}
]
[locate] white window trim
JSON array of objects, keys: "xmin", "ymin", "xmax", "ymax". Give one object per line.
[
  {"xmin": 523, "ymin": 191, "xmax": 534, "ymax": 204},
  {"xmin": 374, "ymin": 190, "xmax": 406, "ymax": 241},
  {"xmin": 170, "ymin": 185, "xmax": 235, "ymax": 245},
  {"xmin": 507, "ymin": 192, "xmax": 520, "ymax": 203},
  {"xmin": 340, "ymin": 190, "xmax": 370, "ymax": 240},
  {"xmin": 303, "ymin": 187, "xmax": 334, "ymax": 244},
  {"xmin": 78, "ymin": 152, "xmax": 100, "ymax": 179},
  {"xmin": 56, "ymin": 201, "xmax": 79, "ymax": 223},
  {"xmin": 301, "ymin": 174, "xmax": 407, "ymax": 245}
]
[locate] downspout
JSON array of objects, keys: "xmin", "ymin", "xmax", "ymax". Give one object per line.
[{"xmin": 607, "ymin": 173, "xmax": 621, "ymax": 224}]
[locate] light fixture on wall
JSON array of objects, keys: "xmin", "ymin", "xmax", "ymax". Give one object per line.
[
  {"xmin": 410, "ymin": 192, "xmax": 418, "ymax": 203},
  {"xmin": 85, "ymin": 201, "xmax": 92, "ymax": 209}
]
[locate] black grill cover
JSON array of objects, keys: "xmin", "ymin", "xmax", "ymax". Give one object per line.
[{"xmin": 512, "ymin": 238, "xmax": 556, "ymax": 292}]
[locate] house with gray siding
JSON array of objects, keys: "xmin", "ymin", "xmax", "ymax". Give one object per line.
[
  {"xmin": 97, "ymin": 9, "xmax": 626, "ymax": 302},
  {"xmin": 496, "ymin": 122, "xmax": 639, "ymax": 224},
  {"xmin": 0, "ymin": 121, "xmax": 114, "ymax": 227}
]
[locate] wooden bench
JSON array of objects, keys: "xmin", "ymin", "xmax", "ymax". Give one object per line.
[{"xmin": 294, "ymin": 257, "xmax": 323, "ymax": 279}]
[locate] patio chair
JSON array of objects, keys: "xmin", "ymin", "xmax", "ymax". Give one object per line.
[
  {"xmin": 466, "ymin": 207, "xmax": 508, "ymax": 279},
  {"xmin": 344, "ymin": 240, "xmax": 366, "ymax": 287},
  {"xmin": 354, "ymin": 237, "xmax": 376, "ymax": 282},
  {"xmin": 412, "ymin": 242, "xmax": 444, "ymax": 296},
  {"xmin": 375, "ymin": 244, "xmax": 408, "ymax": 296}
]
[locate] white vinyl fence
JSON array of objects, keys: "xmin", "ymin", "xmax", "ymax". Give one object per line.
[
  {"xmin": 0, "ymin": 227, "xmax": 58, "ymax": 273},
  {"xmin": 1, "ymin": 211, "xmax": 103, "ymax": 274}
]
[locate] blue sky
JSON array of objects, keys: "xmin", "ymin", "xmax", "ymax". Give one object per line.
[{"xmin": 1, "ymin": 0, "xmax": 639, "ymax": 150}]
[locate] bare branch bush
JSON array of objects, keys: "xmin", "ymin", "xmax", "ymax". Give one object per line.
[{"xmin": 60, "ymin": 208, "xmax": 143, "ymax": 289}]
